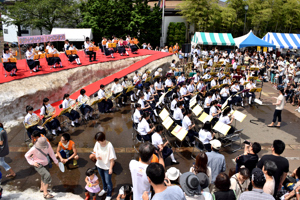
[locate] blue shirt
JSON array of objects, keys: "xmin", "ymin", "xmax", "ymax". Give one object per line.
[{"xmin": 206, "ymin": 151, "xmax": 226, "ymax": 183}]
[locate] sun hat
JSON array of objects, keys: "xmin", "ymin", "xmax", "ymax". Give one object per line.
[
  {"xmin": 210, "ymin": 139, "xmax": 221, "ymax": 150},
  {"xmin": 179, "ymin": 172, "xmax": 201, "ymax": 196},
  {"xmin": 35, "ymin": 137, "xmax": 49, "ymax": 149},
  {"xmin": 166, "ymin": 167, "xmax": 181, "ymax": 181},
  {"xmin": 196, "ymin": 172, "xmax": 210, "ymax": 189}
]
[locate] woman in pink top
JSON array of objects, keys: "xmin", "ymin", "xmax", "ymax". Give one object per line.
[{"xmin": 25, "ymin": 137, "xmax": 59, "ymax": 199}]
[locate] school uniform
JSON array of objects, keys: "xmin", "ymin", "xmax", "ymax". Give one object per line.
[
  {"xmin": 231, "ymin": 85, "xmax": 243, "ymax": 105},
  {"xmin": 26, "ymin": 49, "xmax": 40, "ymax": 70},
  {"xmin": 77, "ymin": 94, "xmax": 94, "ymax": 116},
  {"xmin": 112, "ymin": 82, "xmax": 126, "ymax": 105},
  {"xmin": 62, "ymin": 99, "xmax": 80, "ymax": 121},
  {"xmin": 137, "ymin": 118, "xmax": 152, "ymax": 141},
  {"xmin": 173, "ymin": 107, "xmax": 183, "ymax": 126},
  {"xmin": 220, "ymin": 88, "xmax": 230, "ymax": 104},
  {"xmin": 67, "ymin": 46, "xmax": 80, "ymax": 63},
  {"xmin": 204, "ymin": 97, "xmax": 212, "ymax": 114},
  {"xmin": 97, "ymin": 89, "xmax": 113, "ymax": 113},
  {"xmin": 3, "ymin": 53, "xmax": 17, "ymax": 72},
  {"xmin": 40, "ymin": 105, "xmax": 60, "ymax": 131},
  {"xmin": 85, "ymin": 42, "xmax": 97, "ymax": 60},
  {"xmin": 24, "ymin": 113, "xmax": 46, "ymax": 139},
  {"xmin": 47, "ymin": 47, "xmax": 62, "ymax": 66},
  {"xmin": 182, "ymin": 115, "xmax": 197, "ymax": 143}
]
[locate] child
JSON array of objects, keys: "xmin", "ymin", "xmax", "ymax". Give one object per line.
[
  {"xmin": 85, "ymin": 168, "xmax": 100, "ymax": 200},
  {"xmin": 117, "ymin": 184, "xmax": 133, "ymax": 200}
]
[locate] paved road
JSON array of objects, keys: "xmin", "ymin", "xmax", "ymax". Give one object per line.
[{"xmin": 2, "ymin": 82, "xmax": 300, "ymax": 199}]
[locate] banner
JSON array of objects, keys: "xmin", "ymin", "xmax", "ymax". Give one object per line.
[
  {"xmin": 257, "ymin": 46, "xmax": 261, "ymax": 52},
  {"xmin": 18, "ymin": 34, "xmax": 65, "ymax": 45}
]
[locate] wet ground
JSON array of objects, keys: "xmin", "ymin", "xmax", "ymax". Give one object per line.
[{"xmin": 2, "ymin": 81, "xmax": 300, "ymax": 199}]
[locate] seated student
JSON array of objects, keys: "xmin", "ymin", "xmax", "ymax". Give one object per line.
[
  {"xmin": 212, "ymin": 89, "xmax": 221, "ymax": 103},
  {"xmin": 204, "ymin": 92, "xmax": 213, "ymax": 114},
  {"xmin": 193, "ymin": 70, "xmax": 201, "ymax": 84},
  {"xmin": 219, "ymin": 107, "xmax": 235, "ymax": 135},
  {"xmin": 138, "ymin": 93, "xmax": 153, "ymax": 116},
  {"xmin": 149, "ymin": 82, "xmax": 159, "ymax": 103},
  {"xmin": 220, "ymin": 84, "xmax": 230, "ymax": 104},
  {"xmin": 84, "ymin": 37, "xmax": 97, "ymax": 61},
  {"xmin": 182, "ymin": 109, "xmax": 198, "ymax": 144},
  {"xmin": 199, "ymin": 121, "xmax": 215, "ymax": 152},
  {"xmin": 56, "ymin": 133, "xmax": 79, "ymax": 166},
  {"xmin": 133, "ymin": 103, "xmax": 142, "ymax": 128},
  {"xmin": 62, "ymin": 94, "xmax": 80, "ymax": 127},
  {"xmin": 117, "ymin": 39, "xmax": 129, "ymax": 56},
  {"xmin": 187, "ymin": 79, "xmax": 195, "ymax": 94},
  {"xmin": 105, "ymin": 39, "xmax": 115, "ymax": 58},
  {"xmin": 40, "ymin": 98, "xmax": 61, "ymax": 136},
  {"xmin": 77, "ymin": 89, "xmax": 94, "ymax": 121},
  {"xmin": 177, "ymin": 72, "xmax": 186, "ymax": 84},
  {"xmin": 223, "ymin": 75, "xmax": 231, "ymax": 85},
  {"xmin": 97, "ymin": 84, "xmax": 113, "ymax": 113},
  {"xmin": 2, "ymin": 48, "xmax": 17, "ymax": 76},
  {"xmin": 154, "ymin": 77, "xmax": 164, "ymax": 96},
  {"xmin": 144, "ymin": 87, "xmax": 156, "ymax": 110},
  {"xmin": 122, "ymin": 76, "xmax": 135, "ymax": 102},
  {"xmin": 117, "ymin": 184, "xmax": 133, "ymax": 200},
  {"xmin": 165, "ymin": 75, "xmax": 174, "ymax": 97},
  {"xmin": 170, "ymin": 94, "xmax": 179, "ymax": 115},
  {"xmin": 112, "ymin": 78, "xmax": 127, "ymax": 107},
  {"xmin": 180, "ymin": 82, "xmax": 192, "ymax": 106},
  {"xmin": 137, "ymin": 112, "xmax": 155, "ymax": 142},
  {"xmin": 24, "ymin": 105, "xmax": 47, "ymax": 140},
  {"xmin": 47, "ymin": 43, "xmax": 63, "ymax": 68},
  {"xmin": 67, "ymin": 43, "xmax": 81, "ymax": 65},
  {"xmin": 173, "ymin": 101, "xmax": 184, "ymax": 126},
  {"xmin": 26, "ymin": 45, "xmax": 40, "ymax": 72},
  {"xmin": 231, "ymin": 81, "xmax": 243, "ymax": 106},
  {"xmin": 209, "ymin": 100, "xmax": 221, "ymax": 126},
  {"xmin": 151, "ymin": 125, "xmax": 179, "ymax": 164},
  {"xmin": 246, "ymin": 79, "xmax": 256, "ymax": 105}
]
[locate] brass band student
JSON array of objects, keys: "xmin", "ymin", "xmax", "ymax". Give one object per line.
[
  {"xmin": 26, "ymin": 45, "xmax": 40, "ymax": 72},
  {"xmin": 3, "ymin": 48, "xmax": 17, "ymax": 76},
  {"xmin": 84, "ymin": 37, "xmax": 97, "ymax": 62},
  {"xmin": 97, "ymin": 84, "xmax": 113, "ymax": 113},
  {"xmin": 77, "ymin": 89, "xmax": 94, "ymax": 120},
  {"xmin": 40, "ymin": 98, "xmax": 61, "ymax": 136},
  {"xmin": 62, "ymin": 94, "xmax": 80, "ymax": 127},
  {"xmin": 47, "ymin": 43, "xmax": 62, "ymax": 68},
  {"xmin": 24, "ymin": 106, "xmax": 47, "ymax": 139}
]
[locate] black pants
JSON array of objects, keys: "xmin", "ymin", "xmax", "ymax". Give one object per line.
[
  {"xmin": 63, "ymin": 110, "xmax": 80, "ymax": 121},
  {"xmin": 27, "ymin": 125, "xmax": 47, "ymax": 139},
  {"xmin": 86, "ymin": 51, "xmax": 96, "ymax": 60},
  {"xmin": 42, "ymin": 118, "xmax": 60, "ymax": 131},
  {"xmin": 187, "ymin": 130, "xmax": 198, "ymax": 143},
  {"xmin": 272, "ymin": 109, "xmax": 282, "ymax": 123}
]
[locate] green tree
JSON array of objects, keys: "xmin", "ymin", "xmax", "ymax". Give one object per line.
[
  {"xmin": 2, "ymin": 0, "xmax": 81, "ymax": 34},
  {"xmin": 167, "ymin": 22, "xmax": 186, "ymax": 47}
]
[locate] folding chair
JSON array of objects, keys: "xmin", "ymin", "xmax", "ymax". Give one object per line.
[
  {"xmin": 191, "ymin": 136, "xmax": 206, "ymax": 159},
  {"xmin": 223, "ymin": 129, "xmax": 243, "ymax": 152}
]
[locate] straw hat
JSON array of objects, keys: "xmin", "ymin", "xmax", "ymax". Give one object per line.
[
  {"xmin": 166, "ymin": 167, "xmax": 181, "ymax": 181},
  {"xmin": 35, "ymin": 137, "xmax": 49, "ymax": 149}
]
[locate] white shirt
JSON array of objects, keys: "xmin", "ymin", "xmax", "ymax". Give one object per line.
[
  {"xmin": 231, "ymin": 85, "xmax": 240, "ymax": 93},
  {"xmin": 210, "ymin": 79, "xmax": 217, "ymax": 87},
  {"xmin": 208, "ymin": 59, "xmax": 213, "ymax": 66},
  {"xmin": 173, "ymin": 107, "xmax": 183, "ymax": 120},
  {"xmin": 165, "ymin": 79, "xmax": 173, "ymax": 87},
  {"xmin": 93, "ymin": 141, "xmax": 116, "ymax": 170},
  {"xmin": 154, "ymin": 82, "xmax": 163, "ymax": 90},
  {"xmin": 26, "ymin": 49, "xmax": 34, "ymax": 60},
  {"xmin": 199, "ymin": 129, "xmax": 213, "ymax": 144},
  {"xmin": 133, "ymin": 75, "xmax": 140, "ymax": 84},
  {"xmin": 48, "ymin": 47, "xmax": 57, "ymax": 54},
  {"xmin": 69, "ymin": 46, "xmax": 76, "ymax": 50},
  {"xmin": 180, "ymin": 87, "xmax": 188, "ymax": 97},
  {"xmin": 46, "ymin": 45, "xmax": 51, "ymax": 50},
  {"xmin": 240, "ymin": 78, "xmax": 246, "ymax": 85},
  {"xmin": 77, "ymin": 94, "xmax": 88, "ymax": 103},
  {"xmin": 137, "ymin": 118, "xmax": 150, "ymax": 136},
  {"xmin": 193, "ymin": 74, "xmax": 200, "ymax": 83},
  {"xmin": 220, "ymin": 88, "xmax": 229, "ymax": 97},
  {"xmin": 98, "ymin": 89, "xmax": 106, "ymax": 99},
  {"xmin": 133, "ymin": 109, "xmax": 141, "ymax": 123},
  {"xmin": 182, "ymin": 115, "xmax": 192, "ymax": 131},
  {"xmin": 219, "ymin": 115, "xmax": 231, "ymax": 125},
  {"xmin": 154, "ymin": 71, "xmax": 159, "ymax": 77},
  {"xmin": 187, "ymin": 84, "xmax": 195, "ymax": 93},
  {"xmin": 246, "ymin": 83, "xmax": 256, "ymax": 90},
  {"xmin": 204, "ymin": 97, "xmax": 212, "ymax": 108},
  {"xmin": 151, "ymin": 132, "xmax": 163, "ymax": 149},
  {"xmin": 64, "ymin": 43, "xmax": 69, "ymax": 50},
  {"xmin": 111, "ymin": 83, "xmax": 123, "ymax": 94},
  {"xmin": 209, "ymin": 106, "xmax": 219, "ymax": 118},
  {"xmin": 229, "ymin": 53, "xmax": 234, "ymax": 59},
  {"xmin": 142, "ymin": 73, "xmax": 147, "ymax": 81},
  {"xmin": 40, "ymin": 104, "xmax": 53, "ymax": 116},
  {"xmin": 171, "ymin": 99, "xmax": 177, "ymax": 111},
  {"xmin": 177, "ymin": 76, "xmax": 186, "ymax": 83},
  {"xmin": 84, "ymin": 42, "xmax": 92, "ymax": 50},
  {"xmin": 129, "ymin": 160, "xmax": 150, "ymax": 200},
  {"xmin": 62, "ymin": 98, "xmax": 72, "ymax": 109},
  {"xmin": 223, "ymin": 79, "xmax": 231, "ymax": 85},
  {"xmin": 138, "ymin": 98, "xmax": 145, "ymax": 109},
  {"xmin": 212, "ymin": 93, "xmax": 220, "ymax": 101},
  {"xmin": 144, "ymin": 92, "xmax": 151, "ymax": 101},
  {"xmin": 24, "ymin": 113, "xmax": 38, "ymax": 124},
  {"xmin": 197, "ymin": 82, "xmax": 205, "ymax": 91},
  {"xmin": 203, "ymin": 74, "xmax": 211, "ymax": 80}
]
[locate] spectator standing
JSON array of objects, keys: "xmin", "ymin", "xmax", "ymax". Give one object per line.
[
  {"xmin": 239, "ymin": 168, "xmax": 275, "ymax": 200},
  {"xmin": 235, "ymin": 141, "xmax": 261, "ymax": 173},
  {"xmin": 212, "ymin": 173, "xmax": 236, "ymax": 200},
  {"xmin": 0, "ymin": 123, "xmax": 16, "ymax": 178},
  {"xmin": 206, "ymin": 140, "xmax": 226, "ymax": 185},
  {"xmin": 129, "ymin": 142, "xmax": 164, "ymax": 200},
  {"xmin": 93, "ymin": 132, "xmax": 117, "ymax": 200},
  {"xmin": 142, "ymin": 163, "xmax": 185, "ymax": 200},
  {"xmin": 257, "ymin": 140, "xmax": 289, "ymax": 197},
  {"xmin": 230, "ymin": 167, "xmax": 250, "ymax": 198},
  {"xmin": 190, "ymin": 152, "xmax": 212, "ymax": 189},
  {"xmin": 262, "ymin": 160, "xmax": 277, "ymax": 196}
]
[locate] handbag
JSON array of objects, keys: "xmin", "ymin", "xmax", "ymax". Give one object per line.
[{"xmin": 35, "ymin": 146, "xmax": 52, "ymax": 168}]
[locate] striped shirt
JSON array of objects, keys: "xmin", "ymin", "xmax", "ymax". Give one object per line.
[{"xmin": 239, "ymin": 189, "xmax": 275, "ymax": 200}]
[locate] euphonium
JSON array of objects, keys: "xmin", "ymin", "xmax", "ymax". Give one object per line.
[{"xmin": 25, "ymin": 114, "xmax": 40, "ymax": 129}]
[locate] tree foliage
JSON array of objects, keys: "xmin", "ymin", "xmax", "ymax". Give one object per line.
[
  {"xmin": 177, "ymin": 0, "xmax": 300, "ymax": 38},
  {"xmin": 2, "ymin": 0, "xmax": 81, "ymax": 35},
  {"xmin": 167, "ymin": 22, "xmax": 186, "ymax": 47},
  {"xmin": 79, "ymin": 0, "xmax": 162, "ymax": 47}
]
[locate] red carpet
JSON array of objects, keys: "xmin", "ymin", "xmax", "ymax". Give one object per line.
[
  {"xmin": 33, "ymin": 50, "xmax": 173, "ymax": 116},
  {"xmin": 0, "ymin": 49, "xmax": 160, "ymax": 84}
]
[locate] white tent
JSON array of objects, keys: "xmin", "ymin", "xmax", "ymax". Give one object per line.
[{"xmin": 51, "ymin": 28, "xmax": 93, "ymax": 42}]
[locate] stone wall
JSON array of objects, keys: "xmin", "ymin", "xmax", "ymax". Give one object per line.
[{"xmin": 0, "ymin": 54, "xmax": 178, "ymax": 128}]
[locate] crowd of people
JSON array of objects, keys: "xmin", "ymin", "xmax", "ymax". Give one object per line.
[{"xmin": 0, "ymin": 44, "xmax": 300, "ymax": 200}]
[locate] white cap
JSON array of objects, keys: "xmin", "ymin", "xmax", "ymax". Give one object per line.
[
  {"xmin": 166, "ymin": 167, "xmax": 181, "ymax": 181},
  {"xmin": 210, "ymin": 139, "xmax": 221, "ymax": 150}
]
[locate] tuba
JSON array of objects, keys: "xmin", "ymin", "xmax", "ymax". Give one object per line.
[{"xmin": 25, "ymin": 114, "xmax": 40, "ymax": 129}]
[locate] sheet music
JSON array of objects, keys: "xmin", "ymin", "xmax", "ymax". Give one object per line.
[
  {"xmin": 171, "ymin": 125, "xmax": 188, "ymax": 141},
  {"xmin": 254, "ymin": 98, "xmax": 262, "ymax": 105},
  {"xmin": 203, "ymin": 115, "xmax": 213, "ymax": 123},
  {"xmin": 192, "ymin": 105, "xmax": 203, "ymax": 116},
  {"xmin": 159, "ymin": 108, "xmax": 169, "ymax": 121},
  {"xmin": 162, "ymin": 116, "xmax": 174, "ymax": 130},
  {"xmin": 189, "ymin": 96, "xmax": 197, "ymax": 108},
  {"xmin": 221, "ymin": 100, "xmax": 228, "ymax": 110},
  {"xmin": 232, "ymin": 110, "xmax": 247, "ymax": 122},
  {"xmin": 213, "ymin": 121, "xmax": 230, "ymax": 136},
  {"xmin": 198, "ymin": 112, "xmax": 212, "ymax": 123}
]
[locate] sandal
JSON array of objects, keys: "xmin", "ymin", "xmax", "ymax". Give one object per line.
[
  {"xmin": 267, "ymin": 125, "xmax": 274, "ymax": 127},
  {"xmin": 6, "ymin": 174, "xmax": 16, "ymax": 178},
  {"xmin": 275, "ymin": 125, "xmax": 281, "ymax": 128},
  {"xmin": 40, "ymin": 189, "xmax": 50, "ymax": 193},
  {"xmin": 44, "ymin": 193, "xmax": 54, "ymax": 199}
]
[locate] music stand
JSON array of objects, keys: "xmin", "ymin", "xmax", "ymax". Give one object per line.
[
  {"xmin": 171, "ymin": 125, "xmax": 188, "ymax": 142},
  {"xmin": 198, "ymin": 112, "xmax": 213, "ymax": 123},
  {"xmin": 213, "ymin": 121, "xmax": 231, "ymax": 137}
]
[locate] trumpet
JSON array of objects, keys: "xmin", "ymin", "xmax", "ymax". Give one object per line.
[{"xmin": 24, "ymin": 114, "xmax": 40, "ymax": 129}]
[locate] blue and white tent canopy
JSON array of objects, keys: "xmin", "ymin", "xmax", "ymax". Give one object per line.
[
  {"xmin": 191, "ymin": 32, "xmax": 235, "ymax": 46},
  {"xmin": 234, "ymin": 30, "xmax": 275, "ymax": 48},
  {"xmin": 262, "ymin": 32, "xmax": 300, "ymax": 49}
]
